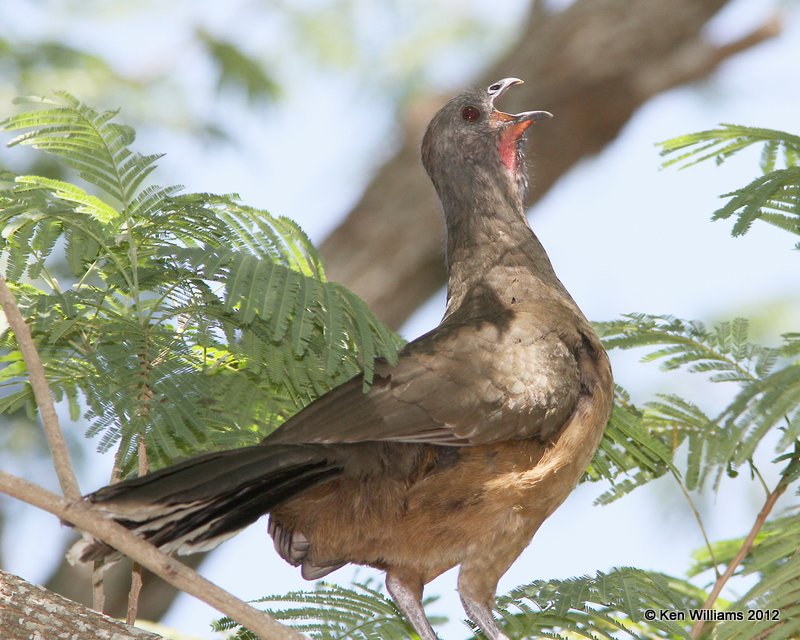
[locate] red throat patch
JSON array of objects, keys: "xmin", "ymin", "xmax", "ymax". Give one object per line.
[
  {"xmin": 497, "ymin": 120, "xmax": 533, "ymax": 172},
  {"xmin": 498, "ymin": 130, "xmax": 519, "ymax": 171}
]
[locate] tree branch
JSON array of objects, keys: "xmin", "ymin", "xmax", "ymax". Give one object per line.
[
  {"xmin": 689, "ymin": 451, "xmax": 797, "ymax": 639},
  {"xmin": 0, "ymin": 470, "xmax": 306, "ymax": 640},
  {"xmin": 0, "ymin": 277, "xmax": 81, "ymax": 500}
]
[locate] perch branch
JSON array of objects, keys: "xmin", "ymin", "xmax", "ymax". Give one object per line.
[
  {"xmin": 0, "ymin": 470, "xmax": 306, "ymax": 640},
  {"xmin": 0, "ymin": 277, "xmax": 81, "ymax": 500}
]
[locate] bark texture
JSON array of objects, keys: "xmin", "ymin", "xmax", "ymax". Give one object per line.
[
  {"xmin": 0, "ymin": 570, "xmax": 161, "ymax": 640},
  {"xmin": 320, "ymin": 0, "xmax": 779, "ymax": 328}
]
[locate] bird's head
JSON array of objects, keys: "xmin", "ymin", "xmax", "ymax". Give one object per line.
[{"xmin": 422, "ymin": 78, "xmax": 551, "ymax": 206}]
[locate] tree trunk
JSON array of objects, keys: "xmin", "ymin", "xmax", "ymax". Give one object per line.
[{"xmin": 320, "ymin": 0, "xmax": 779, "ymax": 329}]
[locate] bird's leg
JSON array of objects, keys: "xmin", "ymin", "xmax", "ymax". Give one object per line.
[
  {"xmin": 460, "ymin": 595, "xmax": 509, "ymax": 640},
  {"xmin": 457, "ymin": 565, "xmax": 509, "ymax": 640},
  {"xmin": 386, "ymin": 571, "xmax": 439, "ymax": 640}
]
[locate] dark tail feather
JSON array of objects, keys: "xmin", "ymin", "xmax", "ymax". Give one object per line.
[{"xmin": 70, "ymin": 443, "xmax": 340, "ymax": 564}]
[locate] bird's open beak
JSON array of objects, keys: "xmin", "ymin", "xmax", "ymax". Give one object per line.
[
  {"xmin": 488, "ymin": 77, "xmax": 553, "ymax": 141},
  {"xmin": 487, "ymin": 77, "xmax": 525, "ymax": 101}
]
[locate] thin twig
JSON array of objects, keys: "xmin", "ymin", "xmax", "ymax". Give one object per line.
[
  {"xmin": 0, "ymin": 470, "xmax": 307, "ymax": 640},
  {"xmin": 749, "ymin": 459, "xmax": 770, "ymax": 497},
  {"xmin": 126, "ymin": 439, "xmax": 149, "ymax": 626},
  {"xmin": 127, "ymin": 563, "xmax": 144, "ymax": 626},
  {"xmin": 92, "ymin": 560, "xmax": 106, "ymax": 612},
  {"xmin": 93, "ymin": 460, "xmax": 125, "ymax": 612},
  {"xmin": 690, "ymin": 475, "xmax": 790, "ymax": 639},
  {"xmin": 670, "ymin": 468, "xmax": 720, "ymax": 580},
  {"xmin": 0, "ymin": 277, "xmax": 81, "ymax": 500}
]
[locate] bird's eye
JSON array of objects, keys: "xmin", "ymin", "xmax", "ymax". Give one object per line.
[{"xmin": 461, "ymin": 106, "xmax": 481, "ymax": 122}]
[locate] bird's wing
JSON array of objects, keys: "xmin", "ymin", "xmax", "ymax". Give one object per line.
[{"xmin": 264, "ymin": 309, "xmax": 583, "ymax": 447}]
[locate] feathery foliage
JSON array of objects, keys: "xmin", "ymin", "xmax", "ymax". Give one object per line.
[
  {"xmin": 583, "ymin": 387, "xmax": 677, "ymax": 505},
  {"xmin": 211, "ymin": 581, "xmax": 443, "ymax": 639},
  {"xmin": 215, "ymin": 569, "xmax": 705, "ymax": 640},
  {"xmin": 596, "ymin": 313, "xmax": 798, "ymax": 490},
  {"xmin": 494, "ymin": 568, "xmax": 705, "ymax": 640},
  {"xmin": 0, "ymin": 93, "xmax": 402, "ymax": 471},
  {"xmin": 659, "ymin": 125, "xmax": 800, "ymax": 244}
]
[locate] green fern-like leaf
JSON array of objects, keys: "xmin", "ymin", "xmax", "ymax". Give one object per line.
[
  {"xmin": 722, "ymin": 365, "xmax": 800, "ymax": 465},
  {"xmin": 659, "ymin": 125, "xmax": 800, "ymax": 171},
  {"xmin": 597, "ymin": 315, "xmax": 775, "ymax": 384},
  {"xmin": 492, "ymin": 568, "xmax": 704, "ymax": 640},
  {"xmin": 659, "ymin": 125, "xmax": 800, "ymax": 246},
  {"xmin": 643, "ymin": 394, "xmax": 718, "ymax": 491},
  {"xmin": 2, "ymin": 93, "xmax": 160, "ymax": 208},
  {"xmin": 212, "ymin": 581, "xmax": 442, "ymax": 640},
  {"xmin": 597, "ymin": 314, "xmax": 798, "ymax": 489},
  {"xmin": 714, "ymin": 167, "xmax": 800, "ymax": 240},
  {"xmin": 0, "ymin": 93, "xmax": 402, "ymax": 471},
  {"xmin": 586, "ymin": 390, "xmax": 677, "ymax": 505},
  {"xmin": 14, "ymin": 175, "xmax": 119, "ymax": 223}
]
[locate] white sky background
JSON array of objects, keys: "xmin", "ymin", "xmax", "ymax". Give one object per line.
[{"xmin": 2, "ymin": 0, "xmax": 800, "ymax": 638}]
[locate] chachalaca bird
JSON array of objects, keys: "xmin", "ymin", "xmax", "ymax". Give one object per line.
[{"xmin": 71, "ymin": 77, "xmax": 613, "ymax": 640}]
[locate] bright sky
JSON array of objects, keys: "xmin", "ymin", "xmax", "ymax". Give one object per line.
[{"xmin": 2, "ymin": 0, "xmax": 799, "ymax": 638}]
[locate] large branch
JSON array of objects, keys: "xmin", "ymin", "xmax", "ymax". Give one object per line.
[
  {"xmin": 320, "ymin": 0, "xmax": 780, "ymax": 329},
  {"xmin": 0, "ymin": 570, "xmax": 161, "ymax": 640}
]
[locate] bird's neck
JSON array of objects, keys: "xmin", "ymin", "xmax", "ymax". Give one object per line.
[{"xmin": 440, "ymin": 184, "xmax": 567, "ymax": 319}]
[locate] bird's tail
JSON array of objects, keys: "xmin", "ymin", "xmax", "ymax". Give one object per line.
[{"xmin": 69, "ymin": 443, "xmax": 341, "ymax": 564}]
